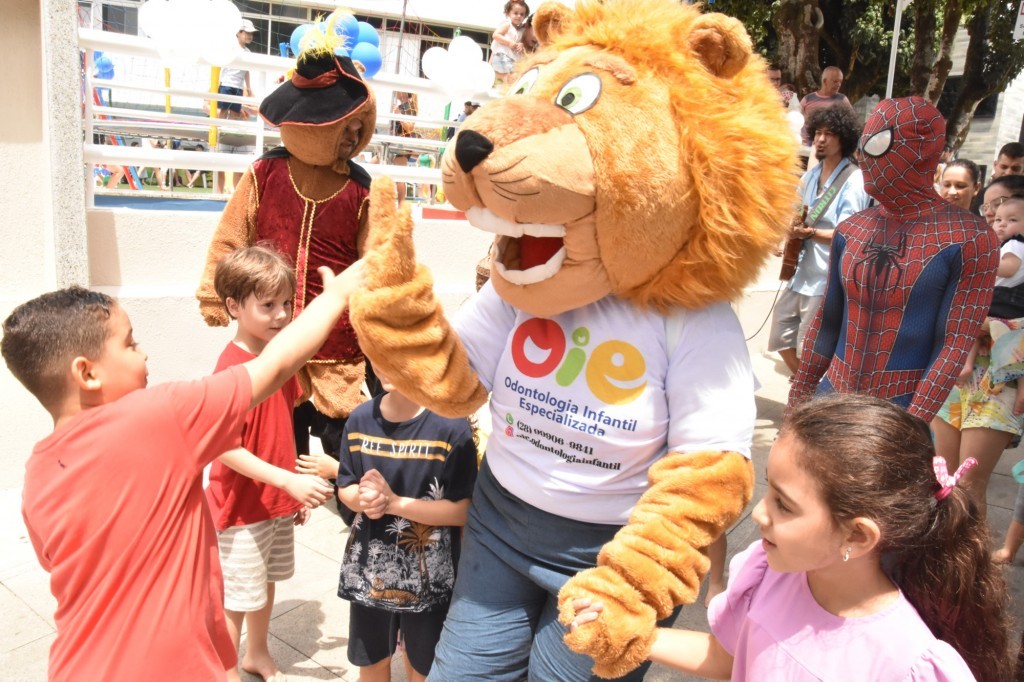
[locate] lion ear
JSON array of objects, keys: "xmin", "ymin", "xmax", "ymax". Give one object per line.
[
  {"xmin": 685, "ymin": 14, "xmax": 751, "ymax": 79},
  {"xmin": 533, "ymin": 1, "xmax": 574, "ymax": 47}
]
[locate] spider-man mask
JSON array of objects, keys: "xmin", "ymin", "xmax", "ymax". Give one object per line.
[{"xmin": 858, "ymin": 97, "xmax": 944, "ymax": 215}]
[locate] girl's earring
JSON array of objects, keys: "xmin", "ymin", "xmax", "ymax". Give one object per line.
[{"xmin": 842, "ymin": 546, "xmax": 852, "ymax": 562}]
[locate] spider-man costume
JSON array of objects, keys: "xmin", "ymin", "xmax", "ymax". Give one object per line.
[{"xmin": 788, "ymin": 97, "xmax": 999, "ymax": 420}]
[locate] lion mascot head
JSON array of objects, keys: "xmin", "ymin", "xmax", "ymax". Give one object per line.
[{"xmin": 443, "ymin": 0, "xmax": 798, "ymax": 318}]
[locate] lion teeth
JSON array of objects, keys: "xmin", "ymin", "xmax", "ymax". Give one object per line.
[{"xmin": 465, "ymin": 206, "xmax": 565, "ymax": 238}]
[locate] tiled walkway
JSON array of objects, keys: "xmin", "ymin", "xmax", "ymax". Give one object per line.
[{"xmin": 2, "ymin": 350, "xmax": 1021, "ymax": 680}]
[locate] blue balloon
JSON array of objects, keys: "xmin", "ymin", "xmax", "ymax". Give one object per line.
[
  {"xmin": 356, "ymin": 21, "xmax": 380, "ymax": 47},
  {"xmin": 94, "ymin": 54, "xmax": 115, "ymax": 80},
  {"xmin": 333, "ymin": 14, "xmax": 360, "ymax": 46},
  {"xmin": 333, "ymin": 47, "xmax": 350, "ymax": 58},
  {"xmin": 290, "ymin": 24, "xmax": 312, "ymax": 57},
  {"xmin": 350, "ymin": 42, "xmax": 382, "ymax": 78}
]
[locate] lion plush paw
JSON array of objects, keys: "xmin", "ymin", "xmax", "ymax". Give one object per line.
[{"xmin": 558, "ymin": 566, "xmax": 658, "ymax": 679}]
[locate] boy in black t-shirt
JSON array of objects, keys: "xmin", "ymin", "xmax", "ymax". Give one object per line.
[{"xmin": 335, "ymin": 372, "xmax": 477, "ymax": 681}]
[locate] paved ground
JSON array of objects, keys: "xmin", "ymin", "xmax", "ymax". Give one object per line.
[{"xmin": 1, "ymin": 350, "xmax": 1021, "ymax": 681}]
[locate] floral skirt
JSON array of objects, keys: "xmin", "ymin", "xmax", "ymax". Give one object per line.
[{"xmin": 935, "ymin": 317, "xmax": 1024, "ymax": 442}]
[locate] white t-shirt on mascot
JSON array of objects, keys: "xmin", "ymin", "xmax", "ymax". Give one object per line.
[{"xmin": 455, "ymin": 283, "xmax": 755, "ymax": 525}]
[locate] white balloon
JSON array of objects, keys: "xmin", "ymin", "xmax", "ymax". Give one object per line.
[
  {"xmin": 448, "ymin": 35, "xmax": 483, "ymax": 64},
  {"xmin": 138, "ymin": 0, "xmax": 171, "ymax": 39},
  {"xmin": 208, "ymin": 0, "xmax": 242, "ymax": 32},
  {"xmin": 470, "ymin": 61, "xmax": 496, "ymax": 94},
  {"xmin": 201, "ymin": 30, "xmax": 242, "ymax": 66},
  {"xmin": 440, "ymin": 67, "xmax": 476, "ymax": 102},
  {"xmin": 174, "ymin": 0, "xmax": 209, "ymax": 52},
  {"xmin": 158, "ymin": 43, "xmax": 203, "ymax": 68},
  {"xmin": 198, "ymin": 0, "xmax": 242, "ymax": 63},
  {"xmin": 421, "ymin": 46, "xmax": 450, "ymax": 81}
]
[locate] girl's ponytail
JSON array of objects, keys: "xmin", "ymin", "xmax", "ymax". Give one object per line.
[
  {"xmin": 893, "ymin": 486, "xmax": 1011, "ymax": 681},
  {"xmin": 783, "ymin": 395, "xmax": 1013, "ymax": 681}
]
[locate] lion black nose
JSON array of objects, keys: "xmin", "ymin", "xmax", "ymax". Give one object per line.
[{"xmin": 455, "ymin": 129, "xmax": 494, "ymax": 173}]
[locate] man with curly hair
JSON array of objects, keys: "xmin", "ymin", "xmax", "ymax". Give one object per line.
[{"xmin": 770, "ymin": 105, "xmax": 870, "ymax": 374}]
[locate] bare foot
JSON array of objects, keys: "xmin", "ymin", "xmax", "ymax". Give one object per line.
[
  {"xmin": 992, "ymin": 547, "xmax": 1015, "ymax": 565},
  {"xmin": 704, "ymin": 580, "xmax": 725, "ymax": 608},
  {"xmin": 241, "ymin": 652, "xmax": 285, "ymax": 682}
]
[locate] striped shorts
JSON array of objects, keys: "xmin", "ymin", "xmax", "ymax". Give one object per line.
[{"xmin": 218, "ymin": 516, "xmax": 296, "ymax": 612}]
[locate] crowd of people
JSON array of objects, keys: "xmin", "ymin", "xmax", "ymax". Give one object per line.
[
  {"xmin": 9, "ymin": 6, "xmax": 1024, "ymax": 679},
  {"xmin": 765, "ymin": 65, "xmax": 1024, "ymax": 584},
  {"xmin": 707, "ymin": 65, "xmax": 1024, "ymax": 625}
]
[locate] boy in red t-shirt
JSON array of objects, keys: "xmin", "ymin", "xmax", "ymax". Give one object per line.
[
  {"xmin": 207, "ymin": 245, "xmax": 331, "ymax": 681},
  {"xmin": 1, "ymin": 260, "xmax": 363, "ymax": 681}
]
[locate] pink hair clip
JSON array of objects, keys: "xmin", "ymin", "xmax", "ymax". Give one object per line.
[{"xmin": 932, "ymin": 455, "xmax": 977, "ymax": 501}]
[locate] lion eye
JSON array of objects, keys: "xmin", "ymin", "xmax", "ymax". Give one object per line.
[
  {"xmin": 555, "ymin": 73, "xmax": 601, "ymax": 115},
  {"xmin": 510, "ymin": 68, "xmax": 540, "ymax": 96}
]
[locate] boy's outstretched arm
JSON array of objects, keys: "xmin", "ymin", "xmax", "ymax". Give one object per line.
[
  {"xmin": 219, "ymin": 448, "xmax": 332, "ymax": 508},
  {"xmin": 243, "ymin": 262, "xmax": 364, "ymax": 408}
]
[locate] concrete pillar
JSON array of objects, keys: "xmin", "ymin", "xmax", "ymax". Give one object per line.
[{"xmin": 41, "ymin": 0, "xmax": 89, "ymax": 287}]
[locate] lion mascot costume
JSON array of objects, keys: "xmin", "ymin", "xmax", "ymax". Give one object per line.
[
  {"xmin": 196, "ymin": 21, "xmax": 376, "ymax": 454},
  {"xmin": 350, "ymin": 0, "xmax": 798, "ymax": 678}
]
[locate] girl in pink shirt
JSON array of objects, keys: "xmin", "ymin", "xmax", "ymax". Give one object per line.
[{"xmin": 571, "ymin": 394, "xmax": 1012, "ymax": 681}]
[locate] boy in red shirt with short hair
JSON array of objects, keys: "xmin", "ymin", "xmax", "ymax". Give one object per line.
[{"xmin": 2, "ymin": 260, "xmax": 362, "ymax": 681}]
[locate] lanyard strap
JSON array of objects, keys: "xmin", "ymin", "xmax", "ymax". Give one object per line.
[{"xmin": 806, "ymin": 161, "xmax": 856, "ymax": 225}]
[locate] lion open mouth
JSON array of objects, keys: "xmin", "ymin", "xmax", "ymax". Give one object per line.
[{"xmin": 466, "ymin": 207, "xmax": 566, "ymax": 285}]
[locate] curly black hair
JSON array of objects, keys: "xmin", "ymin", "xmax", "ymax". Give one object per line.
[{"xmin": 806, "ymin": 105, "xmax": 862, "ymax": 159}]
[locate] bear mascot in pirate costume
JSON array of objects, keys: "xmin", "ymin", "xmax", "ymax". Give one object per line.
[
  {"xmin": 197, "ymin": 22, "xmax": 376, "ymax": 453},
  {"xmin": 348, "ymin": 0, "xmax": 799, "ymax": 678}
]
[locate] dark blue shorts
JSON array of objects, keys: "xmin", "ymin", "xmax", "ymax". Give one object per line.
[{"xmin": 216, "ymin": 85, "xmax": 243, "ymax": 113}]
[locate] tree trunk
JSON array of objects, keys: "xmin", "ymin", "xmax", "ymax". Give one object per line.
[
  {"xmin": 773, "ymin": 0, "xmax": 822, "ymax": 97},
  {"xmin": 945, "ymin": 6, "xmax": 989, "ymax": 149},
  {"xmin": 909, "ymin": 0, "xmax": 938, "ymax": 96},
  {"xmin": 925, "ymin": 1, "xmax": 964, "ymax": 104}
]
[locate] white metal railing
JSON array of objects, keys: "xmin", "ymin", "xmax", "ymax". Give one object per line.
[{"xmin": 79, "ymin": 27, "xmax": 498, "ymax": 202}]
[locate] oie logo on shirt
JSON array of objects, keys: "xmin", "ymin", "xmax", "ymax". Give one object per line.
[{"xmin": 510, "ymin": 318, "xmax": 646, "ymax": 405}]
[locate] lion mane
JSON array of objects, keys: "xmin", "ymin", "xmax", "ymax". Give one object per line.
[{"xmin": 514, "ymin": 0, "xmax": 799, "ymax": 312}]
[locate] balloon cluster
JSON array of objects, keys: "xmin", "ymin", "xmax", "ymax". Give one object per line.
[
  {"xmin": 421, "ymin": 37, "xmax": 495, "ymax": 102},
  {"xmin": 138, "ymin": 0, "xmax": 245, "ymax": 67},
  {"xmin": 289, "ymin": 12, "xmax": 382, "ymax": 79}
]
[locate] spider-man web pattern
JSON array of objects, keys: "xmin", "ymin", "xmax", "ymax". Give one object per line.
[{"xmin": 788, "ymin": 97, "xmax": 999, "ymax": 421}]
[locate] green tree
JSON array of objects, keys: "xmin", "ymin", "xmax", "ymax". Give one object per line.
[
  {"xmin": 943, "ymin": 1, "xmax": 1024, "ymax": 148},
  {"xmin": 707, "ymin": 0, "xmax": 1024, "ymax": 152},
  {"xmin": 710, "ymin": 0, "xmax": 910, "ymax": 101}
]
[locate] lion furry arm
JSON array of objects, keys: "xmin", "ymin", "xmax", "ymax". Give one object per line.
[
  {"xmin": 349, "ymin": 178, "xmax": 488, "ymax": 418},
  {"xmin": 557, "ymin": 450, "xmax": 754, "ymax": 678},
  {"xmin": 350, "ymin": 268, "xmax": 488, "ymax": 417}
]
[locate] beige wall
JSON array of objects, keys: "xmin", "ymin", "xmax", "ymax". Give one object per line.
[
  {"xmin": 1, "ymin": 0, "xmax": 48, "ymax": 297},
  {"xmin": 0, "ymin": 0, "xmax": 57, "ymax": 489}
]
